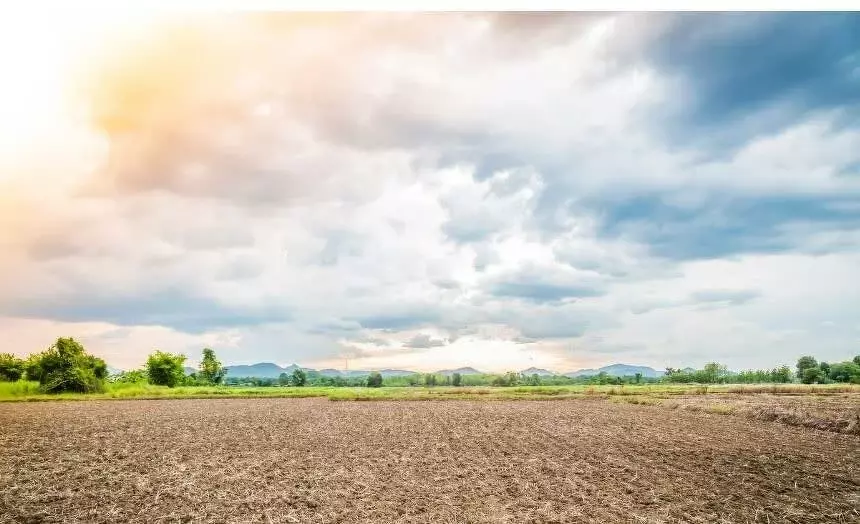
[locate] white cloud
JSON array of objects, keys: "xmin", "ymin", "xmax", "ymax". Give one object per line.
[{"xmin": 1, "ymin": 13, "xmax": 858, "ymax": 372}]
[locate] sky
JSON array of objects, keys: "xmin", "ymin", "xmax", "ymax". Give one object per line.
[{"xmin": 1, "ymin": 12, "xmax": 859, "ymax": 372}]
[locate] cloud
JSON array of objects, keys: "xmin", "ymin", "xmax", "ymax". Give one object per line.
[
  {"xmin": 404, "ymin": 334, "xmax": 447, "ymax": 348},
  {"xmin": 688, "ymin": 289, "xmax": 761, "ymax": 306},
  {"xmin": 2, "ymin": 13, "xmax": 859, "ymax": 372},
  {"xmin": 486, "ymin": 263, "xmax": 607, "ymax": 303}
]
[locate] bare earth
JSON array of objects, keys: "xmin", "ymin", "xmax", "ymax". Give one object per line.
[{"xmin": 1, "ymin": 398, "xmax": 858, "ymax": 523}]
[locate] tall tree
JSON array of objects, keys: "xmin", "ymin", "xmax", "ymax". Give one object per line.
[
  {"xmin": 795, "ymin": 356, "xmax": 818, "ymax": 378},
  {"xmin": 291, "ymin": 368, "xmax": 307, "ymax": 386},
  {"xmin": 198, "ymin": 348, "xmax": 226, "ymax": 385}
]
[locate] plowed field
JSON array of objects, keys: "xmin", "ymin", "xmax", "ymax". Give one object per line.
[{"xmin": 1, "ymin": 398, "xmax": 858, "ymax": 523}]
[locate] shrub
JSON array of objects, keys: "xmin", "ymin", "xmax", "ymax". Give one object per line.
[
  {"xmin": 0, "ymin": 353, "xmax": 25, "ymax": 382},
  {"xmin": 146, "ymin": 351, "xmax": 187, "ymax": 387},
  {"xmin": 366, "ymin": 371, "xmax": 383, "ymax": 388},
  {"xmin": 110, "ymin": 369, "xmax": 148, "ymax": 384},
  {"xmin": 452, "ymin": 372, "xmax": 462, "ymax": 387},
  {"xmin": 28, "ymin": 338, "xmax": 107, "ymax": 393}
]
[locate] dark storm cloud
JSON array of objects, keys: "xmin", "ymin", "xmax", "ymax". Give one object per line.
[
  {"xmin": 403, "ymin": 334, "xmax": 447, "ymax": 348},
  {"xmin": 598, "ymin": 194, "xmax": 860, "ymax": 260},
  {"xmin": 651, "ymin": 13, "xmax": 860, "ymax": 148}
]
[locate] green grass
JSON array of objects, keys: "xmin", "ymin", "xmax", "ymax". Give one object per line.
[{"xmin": 1, "ymin": 381, "xmax": 857, "ymax": 402}]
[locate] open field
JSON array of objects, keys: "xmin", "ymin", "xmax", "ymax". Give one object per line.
[
  {"xmin": 1, "ymin": 398, "xmax": 858, "ymax": 523},
  {"xmin": 2, "ymin": 380, "xmax": 858, "ymax": 402}
]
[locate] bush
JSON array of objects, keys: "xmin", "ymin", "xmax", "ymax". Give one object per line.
[
  {"xmin": 366, "ymin": 371, "xmax": 383, "ymax": 388},
  {"xmin": 28, "ymin": 338, "xmax": 107, "ymax": 393},
  {"xmin": 110, "ymin": 369, "xmax": 148, "ymax": 384},
  {"xmin": 146, "ymin": 351, "xmax": 187, "ymax": 387},
  {"xmin": 452, "ymin": 372, "xmax": 462, "ymax": 387},
  {"xmin": 0, "ymin": 353, "xmax": 25, "ymax": 382}
]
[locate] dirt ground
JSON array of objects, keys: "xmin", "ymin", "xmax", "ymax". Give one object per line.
[
  {"xmin": 1, "ymin": 398, "xmax": 858, "ymax": 523},
  {"xmin": 659, "ymin": 392, "xmax": 860, "ymax": 434}
]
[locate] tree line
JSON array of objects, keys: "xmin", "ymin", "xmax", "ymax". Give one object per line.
[
  {"xmin": 0, "ymin": 338, "xmax": 228, "ymax": 393},
  {"xmin": 1, "ymin": 339, "xmax": 858, "ymax": 393},
  {"xmin": 663, "ymin": 356, "xmax": 860, "ymax": 385}
]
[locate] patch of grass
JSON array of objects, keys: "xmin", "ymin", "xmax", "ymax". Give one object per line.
[
  {"xmin": 703, "ymin": 404, "xmax": 736, "ymax": 415},
  {"xmin": 1, "ymin": 381, "xmax": 857, "ymax": 402},
  {"xmin": 611, "ymin": 395, "xmax": 663, "ymax": 406}
]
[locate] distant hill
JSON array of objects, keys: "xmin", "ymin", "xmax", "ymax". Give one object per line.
[
  {"xmin": 204, "ymin": 362, "xmax": 665, "ymax": 380},
  {"xmin": 224, "ymin": 364, "xmax": 415, "ymax": 379},
  {"xmin": 564, "ymin": 364, "xmax": 662, "ymax": 378},
  {"xmin": 379, "ymin": 369, "xmax": 417, "ymax": 377},
  {"xmin": 521, "ymin": 367, "xmax": 555, "ymax": 376},
  {"xmin": 436, "ymin": 367, "xmax": 482, "ymax": 376},
  {"xmin": 225, "ymin": 362, "xmax": 298, "ymax": 379}
]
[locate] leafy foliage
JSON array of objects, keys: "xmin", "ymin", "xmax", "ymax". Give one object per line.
[
  {"xmin": 0, "ymin": 353, "xmax": 25, "ymax": 382},
  {"xmin": 796, "ymin": 356, "xmax": 818, "ymax": 378},
  {"xmin": 109, "ymin": 369, "xmax": 148, "ymax": 384},
  {"xmin": 146, "ymin": 351, "xmax": 187, "ymax": 388},
  {"xmin": 291, "ymin": 368, "xmax": 307, "ymax": 387},
  {"xmin": 800, "ymin": 366, "xmax": 825, "ymax": 384},
  {"xmin": 366, "ymin": 371, "xmax": 383, "ymax": 388},
  {"xmin": 451, "ymin": 372, "xmax": 462, "ymax": 387},
  {"xmin": 27, "ymin": 338, "xmax": 107, "ymax": 393},
  {"xmin": 198, "ymin": 348, "xmax": 226, "ymax": 385}
]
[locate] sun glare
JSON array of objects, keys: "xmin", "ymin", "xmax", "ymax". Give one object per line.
[{"xmin": 0, "ymin": 7, "xmax": 165, "ymax": 179}]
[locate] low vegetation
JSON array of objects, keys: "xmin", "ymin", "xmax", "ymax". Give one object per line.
[{"xmin": 1, "ymin": 339, "xmax": 858, "ymax": 406}]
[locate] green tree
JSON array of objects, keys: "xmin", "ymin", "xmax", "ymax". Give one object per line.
[
  {"xmin": 278, "ymin": 372, "xmax": 290, "ymax": 386},
  {"xmin": 819, "ymin": 361, "xmax": 831, "ymax": 377},
  {"xmin": 198, "ymin": 348, "xmax": 226, "ymax": 385},
  {"xmin": 773, "ymin": 366, "xmax": 793, "ymax": 383},
  {"xmin": 796, "ymin": 356, "xmax": 818, "ymax": 379},
  {"xmin": 23, "ymin": 354, "xmax": 41, "ymax": 381},
  {"xmin": 424, "ymin": 373, "xmax": 438, "ymax": 387},
  {"xmin": 28, "ymin": 338, "xmax": 108, "ymax": 393},
  {"xmin": 367, "ymin": 371, "xmax": 383, "ymax": 388},
  {"xmin": 146, "ymin": 351, "xmax": 187, "ymax": 388},
  {"xmin": 0, "ymin": 353, "xmax": 25, "ymax": 382},
  {"xmin": 291, "ymin": 368, "xmax": 307, "ymax": 386},
  {"xmin": 702, "ymin": 362, "xmax": 728, "ymax": 384},
  {"xmin": 634, "ymin": 372, "xmax": 642, "ymax": 384},
  {"xmin": 827, "ymin": 362, "xmax": 860, "ymax": 383},
  {"xmin": 854, "ymin": 355, "xmax": 860, "ymax": 366},
  {"xmin": 452, "ymin": 372, "xmax": 462, "ymax": 387},
  {"xmin": 800, "ymin": 366, "xmax": 825, "ymax": 384}
]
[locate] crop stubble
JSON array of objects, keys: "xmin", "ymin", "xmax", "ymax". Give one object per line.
[{"xmin": 1, "ymin": 398, "xmax": 858, "ymax": 523}]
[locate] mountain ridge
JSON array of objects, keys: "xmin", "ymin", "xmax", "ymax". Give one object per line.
[{"xmin": 112, "ymin": 362, "xmax": 665, "ymax": 379}]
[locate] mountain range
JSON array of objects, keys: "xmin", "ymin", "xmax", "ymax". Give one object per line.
[
  {"xmin": 563, "ymin": 364, "xmax": 664, "ymax": 378},
  {"xmin": 195, "ymin": 362, "xmax": 665, "ymax": 379}
]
